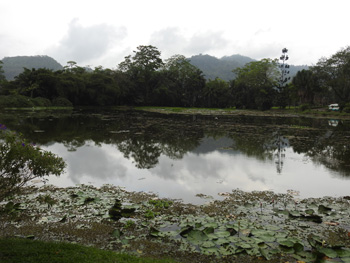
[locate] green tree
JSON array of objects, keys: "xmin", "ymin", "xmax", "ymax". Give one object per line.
[
  {"xmin": 312, "ymin": 46, "xmax": 350, "ymax": 105},
  {"xmin": 85, "ymin": 67, "xmax": 120, "ymax": 106},
  {"xmin": 0, "ymin": 61, "xmax": 6, "ymax": 94},
  {"xmin": 292, "ymin": 69, "xmax": 323, "ymax": 105},
  {"xmin": 118, "ymin": 45, "xmax": 164, "ymax": 105},
  {"xmin": 233, "ymin": 58, "xmax": 279, "ymax": 110},
  {"xmin": 0, "ymin": 124, "xmax": 66, "ymax": 201},
  {"xmin": 203, "ymin": 78, "xmax": 231, "ymax": 108},
  {"xmin": 162, "ymin": 54, "xmax": 206, "ymax": 107}
]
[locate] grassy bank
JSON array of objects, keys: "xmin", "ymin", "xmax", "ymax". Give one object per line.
[{"xmin": 0, "ymin": 238, "xmax": 174, "ymax": 263}]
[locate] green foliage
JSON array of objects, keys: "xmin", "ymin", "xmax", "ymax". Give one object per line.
[
  {"xmin": 299, "ymin": 104, "xmax": 311, "ymax": 112},
  {"xmin": 32, "ymin": 97, "xmax": 52, "ymax": 107},
  {"xmin": 0, "ymin": 126, "xmax": 66, "ymax": 201},
  {"xmin": 144, "ymin": 209, "xmax": 158, "ymax": 219},
  {"xmin": 203, "ymin": 78, "xmax": 232, "ymax": 108},
  {"xmin": 232, "ymin": 58, "xmax": 279, "ymax": 110},
  {"xmin": 343, "ymin": 103, "xmax": 350, "ymax": 113},
  {"xmin": 1, "ymin": 55, "xmax": 63, "ymax": 80},
  {"xmin": 148, "ymin": 199, "xmax": 172, "ymax": 209},
  {"xmin": 0, "ymin": 95, "xmax": 34, "ymax": 108},
  {"xmin": 312, "ymin": 46, "xmax": 350, "ymax": 104},
  {"xmin": 52, "ymin": 97, "xmax": 73, "ymax": 107}
]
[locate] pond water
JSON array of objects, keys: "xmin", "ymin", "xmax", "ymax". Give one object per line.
[{"xmin": 1, "ymin": 109, "xmax": 350, "ymax": 204}]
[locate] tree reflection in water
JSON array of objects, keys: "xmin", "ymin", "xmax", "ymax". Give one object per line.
[{"xmin": 1, "ymin": 109, "xmax": 350, "ymax": 178}]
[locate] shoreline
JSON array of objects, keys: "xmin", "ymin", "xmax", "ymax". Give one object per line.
[{"xmin": 1, "ymin": 184, "xmax": 350, "ymax": 262}]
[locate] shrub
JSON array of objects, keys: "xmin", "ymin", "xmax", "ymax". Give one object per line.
[
  {"xmin": 0, "ymin": 95, "xmax": 34, "ymax": 108},
  {"xmin": 52, "ymin": 97, "xmax": 73, "ymax": 107},
  {"xmin": 32, "ymin": 97, "xmax": 52, "ymax": 107},
  {"xmin": 343, "ymin": 103, "xmax": 350, "ymax": 113},
  {"xmin": 299, "ymin": 104, "xmax": 311, "ymax": 112},
  {"xmin": 0, "ymin": 124, "xmax": 66, "ymax": 201}
]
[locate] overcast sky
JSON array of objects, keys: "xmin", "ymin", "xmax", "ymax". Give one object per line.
[{"xmin": 1, "ymin": 0, "xmax": 349, "ymax": 68}]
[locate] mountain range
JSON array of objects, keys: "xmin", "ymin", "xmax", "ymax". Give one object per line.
[
  {"xmin": 1, "ymin": 54, "xmax": 308, "ymax": 81},
  {"xmin": 188, "ymin": 54, "xmax": 308, "ymax": 81}
]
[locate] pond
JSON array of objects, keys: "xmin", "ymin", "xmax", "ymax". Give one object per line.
[{"xmin": 1, "ymin": 109, "xmax": 350, "ymax": 204}]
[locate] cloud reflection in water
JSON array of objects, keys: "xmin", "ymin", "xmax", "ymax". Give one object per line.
[{"xmin": 43, "ymin": 138, "xmax": 350, "ymax": 204}]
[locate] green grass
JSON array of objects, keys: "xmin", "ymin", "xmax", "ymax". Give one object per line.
[
  {"xmin": 0, "ymin": 238, "xmax": 175, "ymax": 263},
  {"xmin": 4, "ymin": 106, "xmax": 73, "ymax": 110}
]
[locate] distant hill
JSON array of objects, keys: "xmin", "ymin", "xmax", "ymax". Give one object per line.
[
  {"xmin": 189, "ymin": 54, "xmax": 308, "ymax": 81},
  {"xmin": 1, "ymin": 55, "xmax": 63, "ymax": 80}
]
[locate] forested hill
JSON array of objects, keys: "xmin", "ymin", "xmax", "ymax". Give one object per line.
[
  {"xmin": 1, "ymin": 54, "xmax": 308, "ymax": 82},
  {"xmin": 1, "ymin": 56, "xmax": 63, "ymax": 80},
  {"xmin": 189, "ymin": 54, "xmax": 308, "ymax": 81}
]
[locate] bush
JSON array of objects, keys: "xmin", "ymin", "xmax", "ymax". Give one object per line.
[
  {"xmin": 0, "ymin": 124, "xmax": 66, "ymax": 201},
  {"xmin": 52, "ymin": 97, "xmax": 73, "ymax": 107},
  {"xmin": 299, "ymin": 104, "xmax": 311, "ymax": 112},
  {"xmin": 32, "ymin": 97, "xmax": 52, "ymax": 107},
  {"xmin": 343, "ymin": 103, "xmax": 350, "ymax": 113},
  {"xmin": 0, "ymin": 95, "xmax": 34, "ymax": 108}
]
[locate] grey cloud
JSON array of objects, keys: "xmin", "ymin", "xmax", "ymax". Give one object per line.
[
  {"xmin": 150, "ymin": 27, "xmax": 187, "ymax": 57},
  {"xmin": 150, "ymin": 28, "xmax": 229, "ymax": 57},
  {"xmin": 48, "ymin": 19, "xmax": 127, "ymax": 65},
  {"xmin": 185, "ymin": 31, "xmax": 229, "ymax": 54}
]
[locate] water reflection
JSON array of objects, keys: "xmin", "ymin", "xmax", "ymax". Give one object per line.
[{"xmin": 1, "ymin": 109, "xmax": 350, "ymax": 204}]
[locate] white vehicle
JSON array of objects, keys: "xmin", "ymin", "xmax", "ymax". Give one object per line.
[{"xmin": 328, "ymin": 104, "xmax": 340, "ymax": 111}]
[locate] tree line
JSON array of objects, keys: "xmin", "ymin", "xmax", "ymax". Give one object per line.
[{"xmin": 0, "ymin": 45, "xmax": 349, "ymax": 110}]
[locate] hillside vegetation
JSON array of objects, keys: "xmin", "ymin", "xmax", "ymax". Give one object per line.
[
  {"xmin": 1, "ymin": 55, "xmax": 63, "ymax": 80},
  {"xmin": 189, "ymin": 54, "xmax": 308, "ymax": 81}
]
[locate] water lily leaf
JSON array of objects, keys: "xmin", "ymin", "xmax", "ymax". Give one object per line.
[
  {"xmin": 162, "ymin": 231, "xmax": 178, "ymax": 237},
  {"xmin": 219, "ymin": 245, "xmax": 237, "ymax": 255},
  {"xmin": 317, "ymin": 247, "xmax": 337, "ymax": 258},
  {"xmin": 203, "ymin": 222, "xmax": 218, "ymax": 228},
  {"xmin": 259, "ymin": 248, "xmax": 272, "ymax": 260},
  {"xmin": 251, "ymin": 229, "xmax": 275, "ymax": 237},
  {"xmin": 186, "ymin": 230, "xmax": 208, "ymax": 244},
  {"xmin": 336, "ymin": 248, "xmax": 350, "ymax": 258},
  {"xmin": 203, "ymin": 227, "xmax": 215, "ymax": 235},
  {"xmin": 201, "ymin": 246, "xmax": 219, "ymax": 256},
  {"xmin": 214, "ymin": 238, "xmax": 230, "ymax": 246},
  {"xmin": 179, "ymin": 226, "xmax": 193, "ymax": 237},
  {"xmin": 278, "ymin": 239, "xmax": 295, "ymax": 248},
  {"xmin": 59, "ymin": 215, "xmax": 67, "ymax": 223},
  {"xmin": 112, "ymin": 229, "xmax": 122, "ymax": 238},
  {"xmin": 215, "ymin": 231, "xmax": 231, "ymax": 238},
  {"xmin": 318, "ymin": 204, "xmax": 332, "ymax": 214},
  {"xmin": 251, "ymin": 237, "xmax": 265, "ymax": 244},
  {"xmin": 149, "ymin": 226, "xmax": 160, "ymax": 237},
  {"xmin": 259, "ymin": 235, "xmax": 276, "ymax": 243},
  {"xmin": 227, "ymin": 236, "xmax": 241, "ymax": 243},
  {"xmin": 305, "ymin": 209, "xmax": 315, "ymax": 215},
  {"xmin": 206, "ymin": 233, "xmax": 218, "ymax": 240},
  {"xmin": 264, "ymin": 225, "xmax": 280, "ymax": 231},
  {"xmin": 307, "ymin": 234, "xmax": 323, "ymax": 248},
  {"xmin": 289, "ymin": 210, "xmax": 301, "ymax": 218},
  {"xmin": 293, "ymin": 242, "xmax": 304, "ymax": 253},
  {"xmin": 274, "ymin": 231, "xmax": 288, "ymax": 238},
  {"xmin": 201, "ymin": 241, "xmax": 216, "ymax": 248},
  {"xmin": 236, "ymin": 242, "xmax": 252, "ymax": 249}
]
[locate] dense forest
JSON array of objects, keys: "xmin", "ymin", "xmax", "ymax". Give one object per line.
[{"xmin": 0, "ymin": 45, "xmax": 349, "ymax": 110}]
